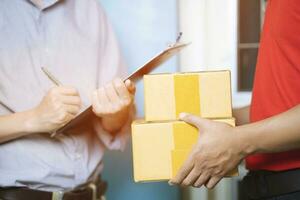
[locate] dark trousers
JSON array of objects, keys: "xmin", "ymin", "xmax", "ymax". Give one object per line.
[
  {"xmin": 262, "ymin": 191, "xmax": 300, "ymax": 200},
  {"xmin": 242, "ymin": 169, "xmax": 300, "ymax": 200},
  {"xmin": 243, "ymin": 191, "xmax": 300, "ymax": 200}
]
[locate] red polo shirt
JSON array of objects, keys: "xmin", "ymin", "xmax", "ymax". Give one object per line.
[{"xmin": 246, "ymin": 0, "xmax": 300, "ymax": 171}]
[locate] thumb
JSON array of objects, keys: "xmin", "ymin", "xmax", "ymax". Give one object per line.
[
  {"xmin": 125, "ymin": 79, "xmax": 136, "ymax": 94},
  {"xmin": 179, "ymin": 113, "xmax": 210, "ymax": 130}
]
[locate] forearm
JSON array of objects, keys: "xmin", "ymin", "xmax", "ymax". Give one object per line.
[
  {"xmin": 233, "ymin": 105, "xmax": 250, "ymax": 126},
  {"xmin": 0, "ymin": 110, "xmax": 36, "ymax": 143},
  {"xmin": 237, "ymin": 105, "xmax": 300, "ymax": 155}
]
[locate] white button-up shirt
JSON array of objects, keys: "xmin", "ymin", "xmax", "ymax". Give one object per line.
[{"xmin": 0, "ymin": 0, "xmax": 129, "ymax": 191}]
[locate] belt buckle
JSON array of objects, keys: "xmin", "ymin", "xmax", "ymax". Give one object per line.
[
  {"xmin": 88, "ymin": 183, "xmax": 106, "ymax": 200},
  {"xmin": 52, "ymin": 191, "xmax": 64, "ymax": 200},
  {"xmin": 88, "ymin": 183, "xmax": 97, "ymax": 200}
]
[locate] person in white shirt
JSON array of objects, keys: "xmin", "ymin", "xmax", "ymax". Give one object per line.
[{"xmin": 0, "ymin": 0, "xmax": 135, "ymax": 199}]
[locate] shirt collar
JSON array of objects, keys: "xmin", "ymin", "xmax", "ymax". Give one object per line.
[{"xmin": 29, "ymin": 0, "xmax": 61, "ymax": 10}]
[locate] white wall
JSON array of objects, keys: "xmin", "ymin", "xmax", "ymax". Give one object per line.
[
  {"xmin": 178, "ymin": 0, "xmax": 250, "ymax": 199},
  {"xmin": 178, "ymin": 0, "xmax": 251, "ymax": 108}
]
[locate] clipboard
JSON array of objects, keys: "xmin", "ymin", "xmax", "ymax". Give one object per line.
[{"xmin": 54, "ymin": 41, "xmax": 190, "ymax": 135}]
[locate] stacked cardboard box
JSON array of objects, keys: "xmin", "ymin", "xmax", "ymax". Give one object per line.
[{"xmin": 131, "ymin": 70, "xmax": 238, "ymax": 182}]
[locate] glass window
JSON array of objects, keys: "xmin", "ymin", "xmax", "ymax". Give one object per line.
[{"xmin": 238, "ymin": 0, "xmax": 266, "ymax": 91}]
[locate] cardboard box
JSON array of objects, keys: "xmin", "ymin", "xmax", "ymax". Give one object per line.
[
  {"xmin": 144, "ymin": 71, "xmax": 232, "ymax": 121},
  {"xmin": 131, "ymin": 118, "xmax": 237, "ymax": 182}
]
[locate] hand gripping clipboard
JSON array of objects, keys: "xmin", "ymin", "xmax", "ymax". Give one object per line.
[{"xmin": 53, "ymin": 41, "xmax": 190, "ymax": 136}]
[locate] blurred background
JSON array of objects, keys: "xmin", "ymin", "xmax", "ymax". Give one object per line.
[{"xmin": 100, "ymin": 0, "xmax": 267, "ymax": 199}]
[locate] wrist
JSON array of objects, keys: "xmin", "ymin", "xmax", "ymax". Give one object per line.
[
  {"xmin": 234, "ymin": 125, "xmax": 258, "ymax": 157},
  {"xmin": 101, "ymin": 114, "xmax": 126, "ymax": 133},
  {"xmin": 101, "ymin": 107, "xmax": 131, "ymax": 133},
  {"xmin": 23, "ymin": 109, "xmax": 41, "ymax": 133}
]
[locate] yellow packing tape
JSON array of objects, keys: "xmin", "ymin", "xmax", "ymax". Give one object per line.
[
  {"xmin": 174, "ymin": 74, "xmax": 201, "ymax": 118},
  {"xmin": 173, "ymin": 122, "xmax": 198, "ymax": 149}
]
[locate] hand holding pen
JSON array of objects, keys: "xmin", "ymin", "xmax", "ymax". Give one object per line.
[{"xmin": 28, "ymin": 67, "xmax": 82, "ymax": 136}]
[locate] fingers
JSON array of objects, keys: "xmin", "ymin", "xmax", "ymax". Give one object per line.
[
  {"xmin": 92, "ymin": 78, "xmax": 135, "ymax": 116},
  {"xmin": 113, "ymin": 79, "xmax": 132, "ymax": 105},
  {"xmin": 48, "ymin": 86, "xmax": 82, "ymax": 112},
  {"xmin": 97, "ymin": 88, "xmax": 110, "ymax": 106},
  {"xmin": 105, "ymin": 82, "xmax": 120, "ymax": 103},
  {"xmin": 114, "ymin": 78, "xmax": 130, "ymax": 98},
  {"xmin": 179, "ymin": 113, "xmax": 210, "ymax": 130},
  {"xmin": 125, "ymin": 79, "xmax": 136, "ymax": 94},
  {"xmin": 55, "ymin": 99, "xmax": 80, "ymax": 121},
  {"xmin": 64, "ymin": 104, "xmax": 81, "ymax": 115},
  {"xmin": 205, "ymin": 176, "xmax": 222, "ymax": 189},
  {"xmin": 57, "ymin": 87, "xmax": 82, "ymax": 115},
  {"xmin": 61, "ymin": 96, "xmax": 82, "ymax": 106},
  {"xmin": 194, "ymin": 173, "xmax": 210, "ymax": 188},
  {"xmin": 56, "ymin": 86, "xmax": 79, "ymax": 96},
  {"xmin": 58, "ymin": 112, "xmax": 76, "ymax": 125},
  {"xmin": 182, "ymin": 168, "xmax": 201, "ymax": 186},
  {"xmin": 170, "ymin": 153, "xmax": 195, "ymax": 185},
  {"xmin": 92, "ymin": 89, "xmax": 111, "ymax": 115},
  {"xmin": 49, "ymin": 86, "xmax": 81, "ymax": 105}
]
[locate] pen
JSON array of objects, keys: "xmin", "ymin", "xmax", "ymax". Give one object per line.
[
  {"xmin": 41, "ymin": 67, "xmax": 62, "ymax": 86},
  {"xmin": 41, "ymin": 67, "xmax": 62, "ymax": 137}
]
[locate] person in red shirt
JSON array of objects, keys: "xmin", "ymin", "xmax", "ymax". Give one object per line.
[{"xmin": 170, "ymin": 0, "xmax": 300, "ymax": 199}]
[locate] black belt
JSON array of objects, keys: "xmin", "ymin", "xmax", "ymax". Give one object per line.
[
  {"xmin": 0, "ymin": 179, "xmax": 107, "ymax": 200},
  {"xmin": 242, "ymin": 168, "xmax": 300, "ymax": 199}
]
